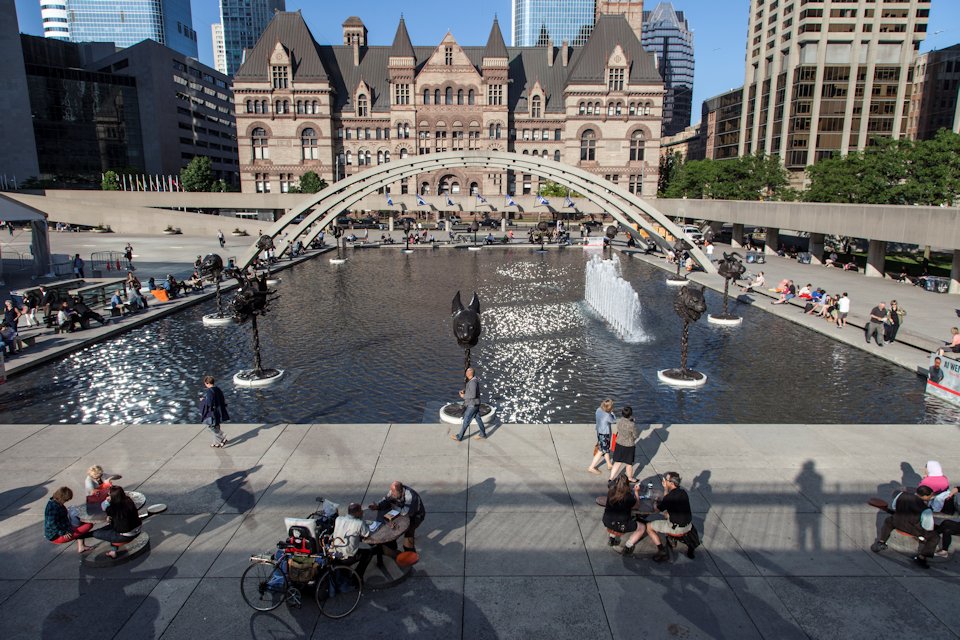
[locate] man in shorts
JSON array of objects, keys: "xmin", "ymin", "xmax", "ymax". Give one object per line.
[
  {"xmin": 836, "ymin": 292, "xmax": 850, "ymax": 328},
  {"xmin": 627, "ymin": 471, "xmax": 693, "ymax": 562}
]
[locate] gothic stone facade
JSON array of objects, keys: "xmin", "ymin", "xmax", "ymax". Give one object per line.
[{"xmin": 234, "ymin": 13, "xmax": 664, "ymax": 200}]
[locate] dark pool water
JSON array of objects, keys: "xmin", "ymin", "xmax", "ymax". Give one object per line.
[{"xmin": 1, "ymin": 248, "xmax": 956, "ymax": 424}]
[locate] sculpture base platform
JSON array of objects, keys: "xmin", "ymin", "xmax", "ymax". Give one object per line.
[
  {"xmin": 202, "ymin": 314, "xmax": 234, "ymax": 327},
  {"xmin": 657, "ymin": 369, "xmax": 707, "ymax": 388},
  {"xmin": 329, "ymin": 258, "xmax": 347, "ymax": 264},
  {"xmin": 666, "ymin": 277, "xmax": 689, "ymax": 287},
  {"xmin": 265, "ymin": 278, "xmax": 281, "ymax": 286},
  {"xmin": 439, "ymin": 402, "xmax": 497, "ymax": 425},
  {"xmin": 402, "ymin": 249, "xmax": 414, "ymax": 254},
  {"xmin": 707, "ymin": 314, "xmax": 743, "ymax": 326},
  {"xmin": 83, "ymin": 532, "xmax": 150, "ymax": 568},
  {"xmin": 468, "ymin": 246, "xmax": 482, "ymax": 251},
  {"xmin": 233, "ymin": 368, "xmax": 285, "ymax": 388}
]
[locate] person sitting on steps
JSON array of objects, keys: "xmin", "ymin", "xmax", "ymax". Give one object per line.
[{"xmin": 871, "ymin": 485, "xmax": 939, "ymax": 568}]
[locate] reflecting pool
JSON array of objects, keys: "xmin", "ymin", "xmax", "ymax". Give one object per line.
[{"xmin": 1, "ymin": 249, "xmax": 955, "ymax": 424}]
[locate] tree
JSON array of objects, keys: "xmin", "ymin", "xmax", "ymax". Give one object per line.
[
  {"xmin": 298, "ymin": 171, "xmax": 327, "ymax": 194},
  {"xmin": 658, "ymin": 152, "xmax": 683, "ymax": 196},
  {"xmin": 538, "ymin": 180, "xmax": 580, "ymax": 198},
  {"xmin": 101, "ymin": 170, "xmax": 120, "ymax": 191},
  {"xmin": 180, "ymin": 156, "xmax": 215, "ymax": 192}
]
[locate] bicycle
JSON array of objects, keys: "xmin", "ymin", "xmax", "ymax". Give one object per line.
[{"xmin": 240, "ymin": 498, "xmax": 363, "ymax": 619}]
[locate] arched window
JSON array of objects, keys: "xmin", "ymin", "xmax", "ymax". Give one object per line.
[
  {"xmin": 522, "ymin": 149, "xmax": 529, "ymax": 155},
  {"xmin": 357, "ymin": 95, "xmax": 368, "ymax": 117},
  {"xmin": 420, "ymin": 182, "xmax": 430, "ymax": 195},
  {"xmin": 468, "ymin": 89, "xmax": 475, "ymax": 105},
  {"xmin": 579, "ymin": 102, "xmax": 586, "ymax": 115},
  {"xmin": 434, "ymin": 89, "xmax": 441, "ymax": 104},
  {"xmin": 295, "ymin": 100, "xmax": 302, "ymax": 114},
  {"xmin": 580, "ymin": 129, "xmax": 596, "ymax": 162},
  {"xmin": 246, "ymin": 99, "xmax": 253, "ymax": 113},
  {"xmin": 489, "ymin": 124, "xmax": 495, "ymax": 138},
  {"xmin": 531, "ymin": 96, "xmax": 542, "ymax": 118},
  {"xmin": 630, "ymin": 130, "xmax": 645, "ymax": 162},
  {"xmin": 470, "ymin": 182, "xmax": 479, "ymax": 195},
  {"xmin": 438, "ymin": 175, "xmax": 460, "ymax": 194},
  {"xmin": 400, "ymin": 148, "xmax": 408, "ymax": 159},
  {"xmin": 377, "ymin": 150, "xmax": 384, "ymax": 165},
  {"xmin": 607, "ymin": 103, "xmax": 614, "ymax": 116},
  {"xmin": 643, "ymin": 102, "xmax": 651, "ymax": 116},
  {"xmin": 495, "ymin": 123, "xmax": 501, "ymax": 138},
  {"xmin": 403, "ymin": 123, "xmax": 410, "ymax": 138},
  {"xmin": 345, "ymin": 150, "xmax": 352, "ymax": 165},
  {"xmin": 423, "ymin": 89, "xmax": 430, "ymax": 105},
  {"xmin": 283, "ymin": 100, "xmax": 289, "ymax": 113},
  {"xmin": 586, "ymin": 103, "xmax": 594, "ymax": 115},
  {"xmin": 261, "ymin": 100, "xmax": 268, "ymax": 113},
  {"xmin": 383, "ymin": 151, "xmax": 390, "ymax": 163},
  {"xmin": 252, "ymin": 127, "xmax": 269, "ymax": 159},
  {"xmin": 457, "ymin": 89, "xmax": 464, "ymax": 105},
  {"xmin": 629, "ymin": 103, "xmax": 636, "ymax": 116},
  {"xmin": 615, "ymin": 102, "xmax": 622, "ymax": 116},
  {"xmin": 445, "ymin": 87, "xmax": 453, "ymax": 105},
  {"xmin": 312, "ymin": 100, "xmax": 319, "ymax": 114},
  {"xmin": 301, "ymin": 128, "xmax": 318, "ymax": 160},
  {"xmin": 553, "ymin": 150, "xmax": 561, "ymax": 162}
]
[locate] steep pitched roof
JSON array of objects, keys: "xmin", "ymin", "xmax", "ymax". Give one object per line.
[
  {"xmin": 235, "ymin": 12, "xmax": 328, "ymax": 82},
  {"xmin": 389, "ymin": 16, "xmax": 415, "ymax": 60},
  {"xmin": 567, "ymin": 14, "xmax": 660, "ymax": 85},
  {"xmin": 483, "ymin": 18, "xmax": 508, "ymax": 59},
  {"xmin": 342, "ymin": 16, "xmax": 364, "ymax": 27}
]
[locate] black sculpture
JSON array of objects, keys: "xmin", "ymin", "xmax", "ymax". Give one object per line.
[
  {"xmin": 199, "ymin": 253, "xmax": 226, "ymax": 319},
  {"xmin": 470, "ymin": 220, "xmax": 480, "ymax": 246},
  {"xmin": 452, "ymin": 291, "xmax": 482, "ymax": 377},
  {"xmin": 715, "ymin": 252, "xmax": 746, "ymax": 319},
  {"xmin": 604, "ymin": 225, "xmax": 618, "ymax": 250},
  {"xmin": 228, "ymin": 268, "xmax": 281, "ymax": 383},
  {"xmin": 671, "ymin": 238, "xmax": 691, "ymax": 280},
  {"xmin": 331, "ymin": 226, "xmax": 344, "ymax": 260},
  {"xmin": 533, "ymin": 221, "xmax": 550, "ymax": 250},
  {"xmin": 403, "ymin": 219, "xmax": 412, "ymax": 251},
  {"xmin": 662, "ymin": 285, "xmax": 707, "ymax": 383}
]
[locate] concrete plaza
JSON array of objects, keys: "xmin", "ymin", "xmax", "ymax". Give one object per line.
[{"xmin": 2, "ymin": 421, "xmax": 960, "ymax": 639}]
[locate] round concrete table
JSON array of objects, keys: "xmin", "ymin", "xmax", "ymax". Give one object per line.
[
  {"xmin": 362, "ymin": 515, "xmax": 413, "ymax": 590},
  {"xmin": 78, "ymin": 491, "xmax": 146, "ymax": 524}
]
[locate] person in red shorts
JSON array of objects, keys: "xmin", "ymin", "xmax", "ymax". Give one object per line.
[{"xmin": 44, "ymin": 487, "xmax": 94, "ymax": 553}]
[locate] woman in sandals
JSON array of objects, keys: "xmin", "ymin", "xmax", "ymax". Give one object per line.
[{"xmin": 200, "ymin": 375, "xmax": 230, "ymax": 448}]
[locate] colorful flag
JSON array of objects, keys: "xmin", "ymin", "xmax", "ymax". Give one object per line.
[
  {"xmin": 416, "ymin": 194, "xmax": 427, "ymax": 206},
  {"xmin": 537, "ymin": 195, "xmax": 550, "ymax": 206},
  {"xmin": 564, "ymin": 196, "xmax": 575, "ymax": 208},
  {"xmin": 476, "ymin": 194, "xmax": 487, "ymax": 205},
  {"xmin": 505, "ymin": 194, "xmax": 516, "ymax": 207},
  {"xmin": 386, "ymin": 195, "xmax": 394, "ymax": 206},
  {"xmin": 446, "ymin": 196, "xmax": 455, "ymax": 207}
]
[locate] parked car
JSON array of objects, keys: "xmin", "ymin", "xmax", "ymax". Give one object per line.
[
  {"xmin": 679, "ymin": 225, "xmax": 704, "ymax": 245},
  {"xmin": 336, "ymin": 216, "xmax": 380, "ymax": 229},
  {"xmin": 478, "ymin": 218, "xmax": 501, "ymax": 228},
  {"xmin": 442, "ymin": 215, "xmax": 462, "ymax": 225},
  {"xmin": 395, "ymin": 216, "xmax": 418, "ymax": 228}
]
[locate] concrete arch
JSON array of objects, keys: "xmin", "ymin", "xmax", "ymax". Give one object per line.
[{"xmin": 240, "ymin": 150, "xmax": 716, "ymax": 274}]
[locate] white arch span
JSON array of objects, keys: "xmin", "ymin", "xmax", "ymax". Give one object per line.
[{"xmin": 240, "ymin": 150, "xmax": 715, "ymax": 273}]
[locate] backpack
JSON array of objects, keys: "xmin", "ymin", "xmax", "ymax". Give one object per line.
[{"xmin": 681, "ymin": 523, "xmax": 701, "ymax": 558}]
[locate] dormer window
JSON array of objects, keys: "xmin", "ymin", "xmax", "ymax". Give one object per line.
[
  {"xmin": 607, "ymin": 68, "xmax": 624, "ymax": 92},
  {"xmin": 357, "ymin": 94, "xmax": 368, "ymax": 117},
  {"xmin": 444, "ymin": 46, "xmax": 453, "ymax": 65},
  {"xmin": 531, "ymin": 95, "xmax": 542, "ymax": 118},
  {"xmin": 272, "ymin": 65, "xmax": 288, "ymax": 89}
]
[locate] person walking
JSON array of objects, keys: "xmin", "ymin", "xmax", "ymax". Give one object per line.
[
  {"xmin": 884, "ymin": 300, "xmax": 904, "ymax": 343},
  {"xmin": 588, "ymin": 399, "xmax": 615, "ymax": 474},
  {"xmin": 865, "ymin": 301, "xmax": 886, "ymax": 347},
  {"xmin": 72, "ymin": 254, "xmax": 85, "ymax": 278},
  {"xmin": 609, "ymin": 406, "xmax": 638, "ymax": 483},
  {"xmin": 452, "ymin": 367, "xmax": 487, "ymax": 441},
  {"xmin": 218, "ymin": 229, "xmax": 225, "ymax": 248},
  {"xmin": 836, "ymin": 292, "xmax": 850, "ymax": 328},
  {"xmin": 124, "ymin": 243, "xmax": 134, "ymax": 270},
  {"xmin": 199, "ymin": 375, "xmax": 230, "ymax": 447}
]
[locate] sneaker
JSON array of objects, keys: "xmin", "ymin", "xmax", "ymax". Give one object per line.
[
  {"xmin": 934, "ymin": 549, "xmax": 949, "ymax": 559},
  {"xmin": 870, "ymin": 540, "xmax": 887, "ymax": 553}
]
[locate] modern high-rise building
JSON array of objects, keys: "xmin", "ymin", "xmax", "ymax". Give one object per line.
[
  {"xmin": 212, "ymin": 23, "xmax": 227, "ymax": 75},
  {"xmin": 908, "ymin": 44, "xmax": 960, "ymax": 140},
  {"xmin": 40, "ymin": 0, "xmax": 199, "ymax": 58},
  {"xmin": 641, "ymin": 2, "xmax": 693, "ymax": 136},
  {"xmin": 217, "ymin": 0, "xmax": 286, "ymax": 77},
  {"xmin": 738, "ymin": 0, "xmax": 930, "ymax": 172},
  {"xmin": 40, "ymin": 1, "xmax": 69, "ymax": 41},
  {"xmin": 512, "ymin": 0, "xmax": 596, "ymax": 47}
]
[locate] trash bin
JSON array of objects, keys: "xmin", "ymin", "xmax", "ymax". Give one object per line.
[{"xmin": 924, "ymin": 276, "xmax": 949, "ymax": 293}]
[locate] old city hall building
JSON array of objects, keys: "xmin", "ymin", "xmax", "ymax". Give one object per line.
[{"xmin": 234, "ymin": 12, "xmax": 664, "ymax": 202}]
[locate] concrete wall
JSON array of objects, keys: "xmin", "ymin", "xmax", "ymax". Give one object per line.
[
  {"xmin": 655, "ymin": 199, "xmax": 960, "ymax": 250},
  {"xmin": 0, "ymin": 0, "xmax": 40, "ymax": 182}
]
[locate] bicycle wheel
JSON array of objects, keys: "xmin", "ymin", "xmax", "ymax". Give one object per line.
[
  {"xmin": 241, "ymin": 561, "xmax": 287, "ymax": 611},
  {"xmin": 315, "ymin": 565, "xmax": 362, "ymax": 619}
]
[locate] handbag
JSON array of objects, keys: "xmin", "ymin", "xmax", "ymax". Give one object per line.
[
  {"xmin": 611, "ymin": 433, "xmax": 617, "ymax": 451},
  {"xmin": 593, "ymin": 443, "xmax": 599, "ymax": 456}
]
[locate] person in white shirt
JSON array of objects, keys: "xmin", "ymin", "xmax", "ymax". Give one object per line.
[
  {"xmin": 836, "ymin": 292, "xmax": 850, "ymax": 328},
  {"xmin": 331, "ymin": 503, "xmax": 373, "ymax": 578}
]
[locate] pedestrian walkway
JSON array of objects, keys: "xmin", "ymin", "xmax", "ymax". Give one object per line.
[
  {"xmin": 1, "ymin": 421, "xmax": 958, "ymax": 639},
  {"xmin": 622, "ymin": 245, "xmax": 960, "ymax": 375}
]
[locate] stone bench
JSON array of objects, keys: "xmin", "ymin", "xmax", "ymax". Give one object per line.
[{"xmin": 82, "ymin": 531, "xmax": 150, "ymax": 568}]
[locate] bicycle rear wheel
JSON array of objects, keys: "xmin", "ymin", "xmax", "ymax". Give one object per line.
[
  {"xmin": 241, "ymin": 561, "xmax": 287, "ymax": 611},
  {"xmin": 315, "ymin": 565, "xmax": 362, "ymax": 619}
]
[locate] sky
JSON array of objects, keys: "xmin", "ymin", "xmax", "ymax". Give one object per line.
[{"xmin": 13, "ymin": 0, "xmax": 960, "ymax": 128}]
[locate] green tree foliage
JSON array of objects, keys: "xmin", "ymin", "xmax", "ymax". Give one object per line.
[
  {"xmin": 805, "ymin": 130, "xmax": 960, "ymax": 205},
  {"xmin": 179, "ymin": 156, "xmax": 215, "ymax": 192},
  {"xmin": 101, "ymin": 170, "xmax": 120, "ymax": 191},
  {"xmin": 298, "ymin": 171, "xmax": 327, "ymax": 194},
  {"xmin": 538, "ymin": 180, "xmax": 581, "ymax": 198},
  {"xmin": 662, "ymin": 153, "xmax": 790, "ymax": 201},
  {"xmin": 657, "ymin": 152, "xmax": 683, "ymax": 196}
]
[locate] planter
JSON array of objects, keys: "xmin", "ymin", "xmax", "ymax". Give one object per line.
[
  {"xmin": 91, "ymin": 227, "xmax": 112, "ymax": 234},
  {"xmin": 231, "ymin": 232, "xmax": 248, "ymax": 237},
  {"xmin": 163, "ymin": 229, "xmax": 181, "ymax": 235}
]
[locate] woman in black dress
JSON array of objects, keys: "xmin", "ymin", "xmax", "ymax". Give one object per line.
[{"xmin": 609, "ymin": 406, "xmax": 638, "ymax": 483}]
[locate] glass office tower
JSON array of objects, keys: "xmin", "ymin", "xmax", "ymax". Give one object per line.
[
  {"xmin": 219, "ymin": 0, "xmax": 286, "ymax": 77},
  {"xmin": 641, "ymin": 2, "xmax": 694, "ymax": 136},
  {"xmin": 512, "ymin": 0, "xmax": 596, "ymax": 47},
  {"xmin": 42, "ymin": 0, "xmax": 198, "ymax": 58}
]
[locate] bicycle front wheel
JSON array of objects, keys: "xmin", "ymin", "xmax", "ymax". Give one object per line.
[
  {"xmin": 241, "ymin": 561, "xmax": 287, "ymax": 611},
  {"xmin": 315, "ymin": 565, "xmax": 362, "ymax": 619}
]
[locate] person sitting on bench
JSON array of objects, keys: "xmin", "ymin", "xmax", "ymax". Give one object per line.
[
  {"xmin": 738, "ymin": 271, "xmax": 765, "ymax": 293},
  {"xmin": 57, "ymin": 301, "xmax": 81, "ymax": 332},
  {"xmin": 871, "ymin": 485, "xmax": 939, "ymax": 568},
  {"xmin": 331, "ymin": 502, "xmax": 374, "ymax": 578},
  {"xmin": 110, "ymin": 290, "xmax": 132, "ymax": 316},
  {"xmin": 91, "ymin": 485, "xmax": 142, "ymax": 558},
  {"xmin": 44, "ymin": 487, "xmax": 94, "ymax": 554},
  {"xmin": 72, "ymin": 296, "xmax": 107, "ymax": 328}
]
